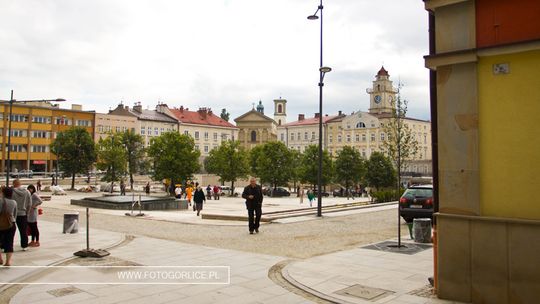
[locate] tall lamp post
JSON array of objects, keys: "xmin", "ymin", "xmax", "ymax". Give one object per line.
[
  {"xmin": 308, "ymin": 0, "xmax": 332, "ymax": 217},
  {"xmin": 0, "ymin": 90, "xmax": 65, "ymax": 186}
]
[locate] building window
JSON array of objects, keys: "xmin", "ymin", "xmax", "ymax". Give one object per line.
[
  {"xmin": 31, "ymin": 145, "xmax": 48, "ymax": 153},
  {"xmin": 195, "ymin": 131, "xmax": 200, "ymax": 139},
  {"xmin": 213, "ymin": 133, "xmax": 218, "ymax": 141},
  {"xmin": 141, "ymin": 127, "xmax": 145, "ymax": 135},
  {"xmin": 346, "ymin": 134, "xmax": 351, "ymax": 142},
  {"xmin": 362, "ymin": 134, "xmax": 366, "ymax": 142},
  {"xmin": 280, "ymin": 133, "xmax": 284, "ymax": 141},
  {"xmin": 329, "ymin": 135, "xmax": 333, "ymax": 143},
  {"xmin": 31, "ymin": 131, "xmax": 49, "ymax": 138},
  {"xmin": 32, "ymin": 116, "xmax": 51, "ymax": 124},
  {"xmin": 204, "ymin": 146, "xmax": 209, "ymax": 153},
  {"xmin": 195, "ymin": 145, "xmax": 199, "ymax": 150},
  {"xmin": 297, "ymin": 132, "xmax": 301, "ymax": 141},
  {"xmin": 371, "ymin": 133, "xmax": 376, "ymax": 142},
  {"xmin": 380, "ymin": 133, "xmax": 385, "ymax": 141},
  {"xmin": 116, "ymin": 126, "xmax": 121, "ymax": 132},
  {"xmin": 362, "ymin": 149, "xmax": 366, "ymax": 157},
  {"xmin": 221, "ymin": 133, "xmax": 228, "ymax": 141},
  {"xmin": 424, "ymin": 134, "xmax": 427, "ymax": 144},
  {"xmin": 7, "ymin": 145, "xmax": 27, "ymax": 152},
  {"xmin": 355, "ymin": 134, "xmax": 360, "ymax": 142},
  {"xmin": 356, "ymin": 122, "xmax": 366, "ymax": 128},
  {"xmin": 250, "ymin": 130, "xmax": 257, "ymax": 142},
  {"xmin": 184, "ymin": 130, "xmax": 189, "ymax": 136},
  {"xmin": 337, "ymin": 135, "xmax": 342, "ymax": 143},
  {"xmin": 304, "ymin": 132, "xmax": 308, "ymax": 140},
  {"xmin": 160, "ymin": 128, "xmax": 164, "ymax": 134},
  {"xmin": 10, "ymin": 129, "xmax": 26, "ymax": 137},
  {"xmin": 11, "ymin": 114, "xmax": 28, "ymax": 122},
  {"xmin": 76, "ymin": 120, "xmax": 91, "ymax": 127},
  {"xmin": 154, "ymin": 128, "xmax": 159, "ymax": 136},
  {"xmin": 311, "ymin": 131, "xmax": 315, "ymax": 140},
  {"xmin": 291, "ymin": 133, "xmax": 295, "ymax": 141},
  {"xmin": 204, "ymin": 132, "xmax": 209, "ymax": 140},
  {"xmin": 277, "ymin": 104, "xmax": 283, "ymax": 113}
]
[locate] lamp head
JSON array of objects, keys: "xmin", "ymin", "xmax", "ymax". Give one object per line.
[
  {"xmin": 319, "ymin": 66, "xmax": 332, "ymax": 73},
  {"xmin": 307, "ymin": 15, "xmax": 319, "ymax": 20}
]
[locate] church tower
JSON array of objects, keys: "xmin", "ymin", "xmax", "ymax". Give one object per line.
[
  {"xmin": 273, "ymin": 98, "xmax": 287, "ymax": 126},
  {"xmin": 367, "ymin": 66, "xmax": 397, "ymax": 115}
]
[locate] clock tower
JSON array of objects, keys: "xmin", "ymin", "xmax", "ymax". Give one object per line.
[{"xmin": 367, "ymin": 66, "xmax": 397, "ymax": 115}]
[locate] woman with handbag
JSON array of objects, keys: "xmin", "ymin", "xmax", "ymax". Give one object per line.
[
  {"xmin": 26, "ymin": 185, "xmax": 42, "ymax": 247},
  {"xmin": 0, "ymin": 186, "xmax": 18, "ymax": 266}
]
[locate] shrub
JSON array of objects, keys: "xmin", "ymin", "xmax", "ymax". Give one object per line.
[{"xmin": 371, "ymin": 188, "xmax": 404, "ymax": 203}]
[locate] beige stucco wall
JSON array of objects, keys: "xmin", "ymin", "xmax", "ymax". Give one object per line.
[
  {"xmin": 179, "ymin": 123, "xmax": 238, "ymax": 156},
  {"xmin": 94, "ymin": 113, "xmax": 138, "ymax": 142}
]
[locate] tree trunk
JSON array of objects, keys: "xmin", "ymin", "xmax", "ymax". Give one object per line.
[
  {"xmin": 130, "ymin": 172, "xmax": 134, "ymax": 190},
  {"xmin": 231, "ymin": 181, "xmax": 235, "ymax": 197},
  {"xmin": 71, "ymin": 173, "xmax": 75, "ymax": 190}
]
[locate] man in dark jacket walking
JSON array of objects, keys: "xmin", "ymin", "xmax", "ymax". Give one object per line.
[
  {"xmin": 12, "ymin": 179, "xmax": 31, "ymax": 251},
  {"xmin": 242, "ymin": 177, "xmax": 263, "ymax": 234}
]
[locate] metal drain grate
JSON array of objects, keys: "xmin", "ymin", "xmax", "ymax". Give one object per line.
[
  {"xmin": 47, "ymin": 286, "xmax": 84, "ymax": 298},
  {"xmin": 335, "ymin": 284, "xmax": 394, "ymax": 301},
  {"xmin": 362, "ymin": 241, "xmax": 432, "ymax": 255}
]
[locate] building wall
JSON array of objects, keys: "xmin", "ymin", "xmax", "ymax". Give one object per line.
[
  {"xmin": 478, "ymin": 50, "xmax": 540, "ymax": 219},
  {"xmin": 179, "ymin": 124, "xmax": 238, "ymax": 156},
  {"xmin": 0, "ymin": 104, "xmax": 94, "ymax": 173},
  {"xmin": 139, "ymin": 120, "xmax": 177, "ymax": 147},
  {"xmin": 94, "ymin": 113, "xmax": 138, "ymax": 142}
]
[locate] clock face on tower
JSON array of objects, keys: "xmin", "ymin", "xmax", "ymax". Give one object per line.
[{"xmin": 374, "ymin": 95, "xmax": 382, "ymax": 104}]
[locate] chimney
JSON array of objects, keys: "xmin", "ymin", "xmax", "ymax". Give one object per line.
[
  {"xmin": 338, "ymin": 110, "xmax": 342, "ymax": 116},
  {"xmin": 314, "ymin": 113, "xmax": 320, "ymax": 118},
  {"xmin": 133, "ymin": 102, "xmax": 142, "ymax": 113},
  {"xmin": 298, "ymin": 114, "xmax": 305, "ymax": 121},
  {"xmin": 198, "ymin": 107, "xmax": 207, "ymax": 119},
  {"xmin": 71, "ymin": 104, "xmax": 82, "ymax": 111},
  {"xmin": 179, "ymin": 105, "xmax": 184, "ymax": 113}
]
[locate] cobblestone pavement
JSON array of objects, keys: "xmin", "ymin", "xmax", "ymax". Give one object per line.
[{"xmin": 40, "ymin": 199, "xmax": 407, "ymax": 259}]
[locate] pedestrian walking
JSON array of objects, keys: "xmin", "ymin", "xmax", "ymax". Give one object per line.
[
  {"xmin": 0, "ymin": 186, "xmax": 18, "ymax": 266},
  {"xmin": 145, "ymin": 182, "xmax": 150, "ymax": 195},
  {"xmin": 120, "ymin": 180, "xmax": 126, "ymax": 196},
  {"xmin": 174, "ymin": 185, "xmax": 183, "ymax": 199},
  {"xmin": 299, "ymin": 185, "xmax": 304, "ymax": 204},
  {"xmin": 12, "ymin": 179, "xmax": 31, "ymax": 251},
  {"xmin": 206, "ymin": 185, "xmax": 212, "ymax": 200},
  {"xmin": 193, "ymin": 186, "xmax": 206, "ymax": 216},
  {"xmin": 242, "ymin": 177, "xmax": 263, "ymax": 234},
  {"xmin": 213, "ymin": 185, "xmax": 220, "ymax": 200},
  {"xmin": 307, "ymin": 189, "xmax": 315, "ymax": 207},
  {"xmin": 186, "ymin": 186, "xmax": 193, "ymax": 208},
  {"xmin": 36, "ymin": 180, "xmax": 42, "ymax": 192},
  {"xmin": 26, "ymin": 185, "xmax": 42, "ymax": 247}
]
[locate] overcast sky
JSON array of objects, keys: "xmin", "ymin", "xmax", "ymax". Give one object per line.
[{"xmin": 0, "ymin": 0, "xmax": 430, "ymax": 122}]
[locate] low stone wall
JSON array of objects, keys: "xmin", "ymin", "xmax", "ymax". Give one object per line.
[{"xmin": 71, "ymin": 196, "xmax": 187, "ymax": 211}]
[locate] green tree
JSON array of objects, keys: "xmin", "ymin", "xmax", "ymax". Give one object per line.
[
  {"xmin": 289, "ymin": 148, "xmax": 303, "ymax": 191},
  {"xmin": 299, "ymin": 145, "xmax": 334, "ymax": 188},
  {"xmin": 381, "ymin": 84, "xmax": 419, "ymax": 192},
  {"xmin": 249, "ymin": 145, "xmax": 264, "ymax": 177},
  {"xmin": 205, "ymin": 140, "xmax": 249, "ymax": 195},
  {"xmin": 96, "ymin": 133, "xmax": 127, "ymax": 193},
  {"xmin": 119, "ymin": 130, "xmax": 145, "ymax": 190},
  {"xmin": 366, "ymin": 152, "xmax": 396, "ymax": 189},
  {"xmin": 50, "ymin": 127, "xmax": 96, "ymax": 190},
  {"xmin": 220, "ymin": 109, "xmax": 230, "ymax": 122},
  {"xmin": 250, "ymin": 142, "xmax": 293, "ymax": 192},
  {"xmin": 147, "ymin": 132, "xmax": 200, "ymax": 195},
  {"xmin": 335, "ymin": 146, "xmax": 366, "ymax": 198}
]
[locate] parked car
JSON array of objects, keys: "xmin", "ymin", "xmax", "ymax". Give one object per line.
[
  {"xmin": 313, "ymin": 189, "xmax": 330, "ymax": 197},
  {"xmin": 332, "ymin": 187, "xmax": 358, "ymax": 197},
  {"xmin": 10, "ymin": 170, "xmax": 33, "ymax": 178},
  {"xmin": 399, "ymin": 184, "xmax": 434, "ymax": 223},
  {"xmin": 265, "ymin": 187, "xmax": 291, "ymax": 197}
]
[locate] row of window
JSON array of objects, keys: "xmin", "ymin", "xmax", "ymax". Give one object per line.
[
  {"xmin": 0, "ymin": 114, "xmax": 92, "ymax": 127},
  {"xmin": 141, "ymin": 127, "xmax": 174, "ymax": 136},
  {"xmin": 184, "ymin": 130, "xmax": 229, "ymax": 141},
  {"xmin": 4, "ymin": 145, "xmax": 50, "ymax": 153},
  {"xmin": 194, "ymin": 144, "xmax": 219, "ymax": 153},
  {"xmin": 97, "ymin": 125, "xmax": 136, "ymax": 133}
]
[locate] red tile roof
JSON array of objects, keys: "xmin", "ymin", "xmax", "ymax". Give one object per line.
[
  {"xmin": 282, "ymin": 114, "xmax": 342, "ymax": 127},
  {"xmin": 169, "ymin": 107, "xmax": 236, "ymax": 128}
]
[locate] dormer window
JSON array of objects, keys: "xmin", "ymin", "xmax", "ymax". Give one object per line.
[{"xmin": 356, "ymin": 122, "xmax": 366, "ymax": 128}]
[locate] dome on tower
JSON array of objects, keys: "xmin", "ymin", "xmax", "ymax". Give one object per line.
[{"xmin": 376, "ymin": 66, "xmax": 389, "ymax": 77}]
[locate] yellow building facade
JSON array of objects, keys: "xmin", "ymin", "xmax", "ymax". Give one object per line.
[
  {"xmin": 0, "ymin": 103, "xmax": 95, "ymax": 174},
  {"xmin": 423, "ymin": 0, "xmax": 540, "ymax": 302}
]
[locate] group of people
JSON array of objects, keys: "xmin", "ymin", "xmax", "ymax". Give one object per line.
[
  {"xmin": 297, "ymin": 186, "xmax": 316, "ymax": 207},
  {"xmin": 0, "ymin": 179, "xmax": 43, "ymax": 266}
]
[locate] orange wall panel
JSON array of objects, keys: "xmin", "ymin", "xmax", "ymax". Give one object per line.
[{"xmin": 476, "ymin": 0, "xmax": 540, "ymax": 48}]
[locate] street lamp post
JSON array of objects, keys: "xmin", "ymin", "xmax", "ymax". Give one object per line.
[
  {"xmin": 308, "ymin": 0, "xmax": 331, "ymax": 217},
  {"xmin": 0, "ymin": 90, "xmax": 65, "ymax": 186}
]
